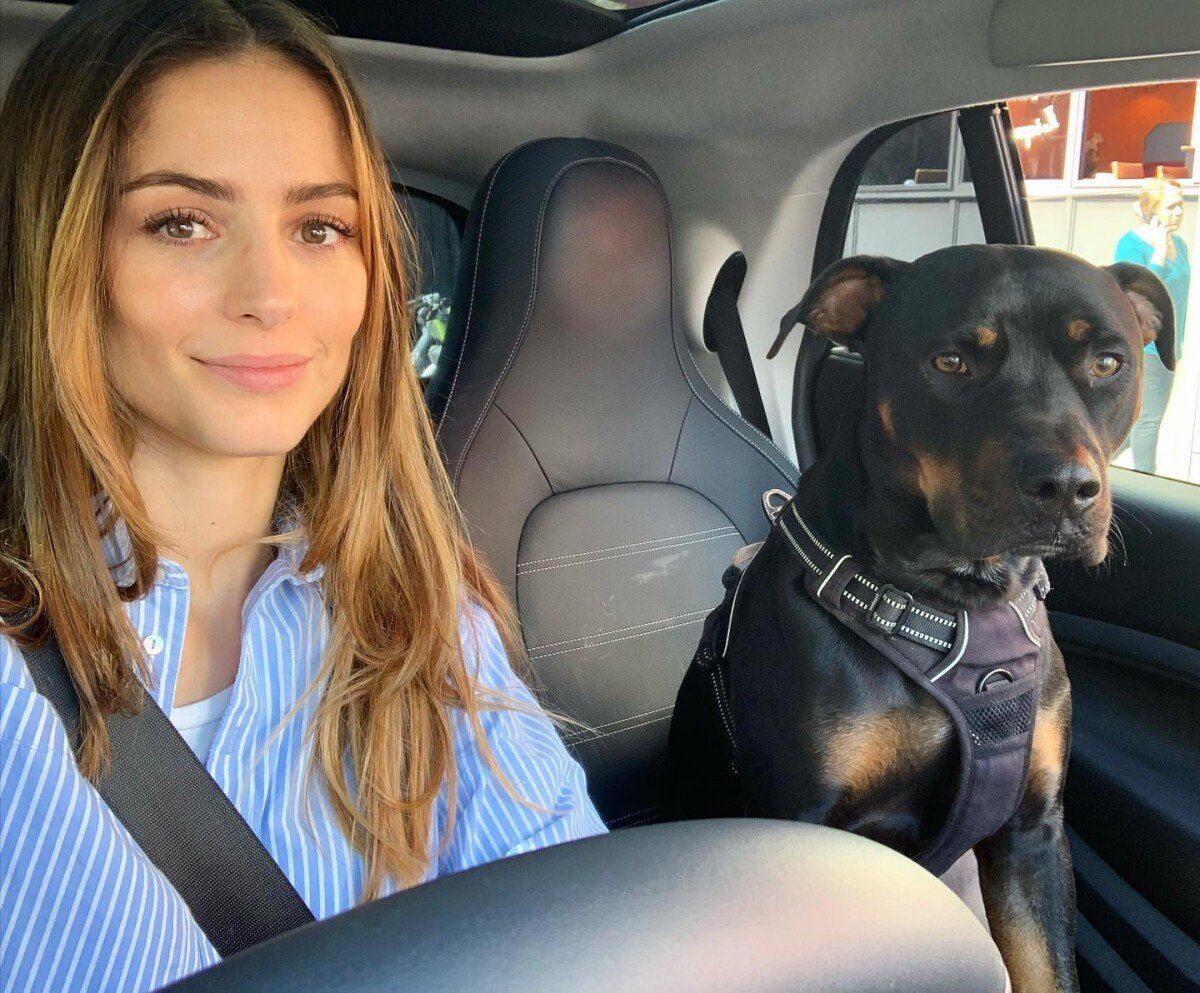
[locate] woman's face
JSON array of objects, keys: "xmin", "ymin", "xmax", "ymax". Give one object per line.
[
  {"xmin": 105, "ymin": 52, "xmax": 367, "ymax": 459},
  {"xmin": 1157, "ymin": 189, "xmax": 1185, "ymax": 232}
]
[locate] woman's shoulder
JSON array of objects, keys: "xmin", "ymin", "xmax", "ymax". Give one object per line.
[
  {"xmin": 455, "ymin": 597, "xmax": 518, "ymax": 688},
  {"xmin": 1113, "ymin": 229, "xmax": 1150, "ymax": 261},
  {"xmin": 0, "ymin": 633, "xmax": 74, "ymax": 757},
  {"xmin": 1, "ymin": 632, "xmax": 37, "ymax": 692}
]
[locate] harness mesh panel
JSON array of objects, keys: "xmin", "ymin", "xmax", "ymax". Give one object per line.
[{"xmin": 967, "ymin": 690, "xmax": 1034, "ymax": 747}]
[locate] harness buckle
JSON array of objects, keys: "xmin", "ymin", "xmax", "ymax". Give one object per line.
[
  {"xmin": 864, "ymin": 583, "xmax": 913, "ymax": 635},
  {"xmin": 761, "ymin": 488, "xmax": 791, "ymax": 524}
]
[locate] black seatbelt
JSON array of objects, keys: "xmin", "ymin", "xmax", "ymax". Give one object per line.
[
  {"xmin": 21, "ymin": 636, "xmax": 316, "ymax": 957},
  {"xmin": 702, "ymin": 252, "xmax": 773, "ymax": 440}
]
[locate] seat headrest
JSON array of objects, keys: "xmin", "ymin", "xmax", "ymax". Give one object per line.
[{"xmin": 430, "ymin": 137, "xmax": 697, "ymax": 492}]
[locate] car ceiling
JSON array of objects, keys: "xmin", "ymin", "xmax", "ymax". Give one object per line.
[{"xmin": 1, "ymin": 0, "xmax": 1198, "ymax": 457}]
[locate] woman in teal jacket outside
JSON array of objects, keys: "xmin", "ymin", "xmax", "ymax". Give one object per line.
[{"xmin": 1113, "ymin": 177, "xmax": 1190, "ymax": 474}]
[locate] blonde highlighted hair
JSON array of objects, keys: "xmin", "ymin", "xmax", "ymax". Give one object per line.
[
  {"xmin": 0, "ymin": 0, "xmax": 528, "ymax": 896},
  {"xmin": 1136, "ymin": 176, "xmax": 1183, "ymax": 222}
]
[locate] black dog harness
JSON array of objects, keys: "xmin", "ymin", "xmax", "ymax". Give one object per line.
[{"xmin": 694, "ymin": 495, "xmax": 1050, "ymax": 876}]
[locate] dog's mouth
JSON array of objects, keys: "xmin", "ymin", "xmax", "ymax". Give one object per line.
[{"xmin": 942, "ymin": 513, "xmax": 1109, "ymax": 569}]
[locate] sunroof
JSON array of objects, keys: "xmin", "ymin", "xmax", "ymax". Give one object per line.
[
  {"xmin": 584, "ymin": 0, "xmax": 673, "ymax": 10},
  {"xmin": 35, "ymin": 0, "xmax": 698, "ymax": 57},
  {"xmin": 288, "ymin": 1, "xmax": 620, "ymax": 57}
]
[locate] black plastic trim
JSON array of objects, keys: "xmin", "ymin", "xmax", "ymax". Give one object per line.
[
  {"xmin": 792, "ymin": 114, "xmax": 935, "ymax": 469},
  {"xmin": 957, "ymin": 103, "xmax": 1034, "ymax": 246}
]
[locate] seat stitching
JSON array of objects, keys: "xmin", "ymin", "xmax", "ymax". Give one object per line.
[
  {"xmin": 564, "ymin": 713, "xmax": 673, "ymax": 742},
  {"xmin": 518, "ymin": 533, "xmax": 738, "ymax": 576},
  {"xmin": 620, "ymin": 812, "xmax": 669, "ymax": 828},
  {"xmin": 609, "ymin": 803, "xmax": 669, "ymax": 826},
  {"xmin": 527, "ymin": 609, "xmax": 711, "ymax": 653},
  {"xmin": 564, "ymin": 705, "xmax": 674, "ymax": 734},
  {"xmin": 520, "ymin": 526, "xmax": 737, "ymax": 567},
  {"xmin": 530, "ymin": 616, "xmax": 706, "ymax": 661},
  {"xmin": 437, "ymin": 147, "xmax": 517, "ymax": 442}
]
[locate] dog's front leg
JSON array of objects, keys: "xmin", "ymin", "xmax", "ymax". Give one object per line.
[{"xmin": 975, "ymin": 674, "xmax": 1078, "ymax": 993}]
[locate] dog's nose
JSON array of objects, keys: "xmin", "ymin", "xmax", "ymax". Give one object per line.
[{"xmin": 1018, "ymin": 454, "xmax": 1101, "ymax": 517}]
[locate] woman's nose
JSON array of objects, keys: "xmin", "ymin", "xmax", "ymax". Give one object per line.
[{"xmin": 223, "ymin": 233, "xmax": 297, "ymax": 329}]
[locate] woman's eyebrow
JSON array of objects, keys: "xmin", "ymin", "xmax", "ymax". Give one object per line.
[{"xmin": 119, "ymin": 172, "xmax": 357, "ymax": 205}]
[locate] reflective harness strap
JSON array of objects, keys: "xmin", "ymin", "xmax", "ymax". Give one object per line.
[{"xmin": 693, "ymin": 493, "xmax": 1050, "ymax": 876}]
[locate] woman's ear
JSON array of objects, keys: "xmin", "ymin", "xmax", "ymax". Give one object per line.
[
  {"xmin": 768, "ymin": 255, "xmax": 907, "ymax": 359},
  {"xmin": 1105, "ymin": 262, "xmax": 1176, "ymax": 370}
]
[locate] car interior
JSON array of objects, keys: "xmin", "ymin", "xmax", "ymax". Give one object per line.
[{"xmin": 1, "ymin": 1, "xmax": 1198, "ymax": 991}]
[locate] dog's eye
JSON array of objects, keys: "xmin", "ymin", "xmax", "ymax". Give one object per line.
[
  {"xmin": 932, "ymin": 353, "xmax": 968, "ymax": 376},
  {"xmin": 1091, "ymin": 354, "xmax": 1123, "ymax": 378}
]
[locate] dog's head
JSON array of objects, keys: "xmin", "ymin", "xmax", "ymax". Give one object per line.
[{"xmin": 780, "ymin": 244, "xmax": 1174, "ymax": 573}]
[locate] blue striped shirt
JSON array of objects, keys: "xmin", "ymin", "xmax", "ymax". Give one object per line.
[{"xmin": 0, "ymin": 515, "xmax": 605, "ymax": 992}]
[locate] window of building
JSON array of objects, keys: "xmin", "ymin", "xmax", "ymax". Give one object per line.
[
  {"xmin": 859, "ymin": 112, "xmax": 955, "ymax": 188},
  {"xmin": 1007, "ymin": 92, "xmax": 1073, "ymax": 181},
  {"xmin": 1079, "ymin": 81, "xmax": 1197, "ymax": 182}
]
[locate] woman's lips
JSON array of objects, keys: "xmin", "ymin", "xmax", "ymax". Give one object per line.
[{"xmin": 196, "ymin": 356, "xmax": 310, "ymax": 393}]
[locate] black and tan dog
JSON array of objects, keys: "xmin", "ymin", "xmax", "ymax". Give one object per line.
[{"xmin": 669, "ymin": 245, "xmax": 1175, "ymax": 993}]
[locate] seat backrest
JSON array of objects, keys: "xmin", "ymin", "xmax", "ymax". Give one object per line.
[{"xmin": 431, "ymin": 138, "xmax": 798, "ymax": 827}]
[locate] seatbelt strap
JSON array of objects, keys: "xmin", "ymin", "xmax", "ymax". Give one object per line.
[
  {"xmin": 22, "ymin": 636, "xmax": 316, "ymax": 957},
  {"xmin": 703, "ymin": 252, "xmax": 773, "ymax": 440}
]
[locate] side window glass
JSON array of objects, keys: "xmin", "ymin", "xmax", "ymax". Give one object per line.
[
  {"xmin": 1018, "ymin": 82, "xmax": 1197, "ymax": 483},
  {"xmin": 396, "ymin": 188, "xmax": 466, "ymax": 382},
  {"xmin": 851, "ymin": 111, "xmax": 986, "ymax": 260}
]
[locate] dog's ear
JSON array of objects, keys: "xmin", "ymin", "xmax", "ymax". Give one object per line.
[
  {"xmin": 768, "ymin": 255, "xmax": 907, "ymax": 359},
  {"xmin": 1105, "ymin": 262, "xmax": 1176, "ymax": 371}
]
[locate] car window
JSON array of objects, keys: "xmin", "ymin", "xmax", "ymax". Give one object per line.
[
  {"xmin": 849, "ymin": 111, "xmax": 987, "ymax": 260},
  {"xmin": 851, "ymin": 87, "xmax": 1199, "ymax": 486},
  {"xmin": 396, "ymin": 187, "xmax": 466, "ymax": 382},
  {"xmin": 1019, "ymin": 83, "xmax": 1197, "ymax": 484}
]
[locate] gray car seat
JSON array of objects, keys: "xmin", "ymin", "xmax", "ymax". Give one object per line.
[{"xmin": 428, "ymin": 137, "xmax": 798, "ymax": 829}]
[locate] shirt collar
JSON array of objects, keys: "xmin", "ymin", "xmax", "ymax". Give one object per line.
[{"xmin": 95, "ymin": 493, "xmax": 325, "ymax": 590}]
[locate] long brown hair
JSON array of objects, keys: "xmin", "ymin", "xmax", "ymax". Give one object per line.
[{"xmin": 0, "ymin": 0, "xmax": 528, "ymax": 896}]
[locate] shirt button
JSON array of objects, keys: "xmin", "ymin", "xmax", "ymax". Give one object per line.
[{"xmin": 143, "ymin": 634, "xmax": 165, "ymax": 656}]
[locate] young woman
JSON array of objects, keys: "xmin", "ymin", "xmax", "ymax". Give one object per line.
[
  {"xmin": 0, "ymin": 1, "xmax": 605, "ymax": 990},
  {"xmin": 1112, "ymin": 176, "xmax": 1191, "ymax": 474}
]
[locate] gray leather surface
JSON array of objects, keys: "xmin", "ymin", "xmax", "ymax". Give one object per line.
[
  {"xmin": 164, "ymin": 820, "xmax": 1008, "ymax": 993},
  {"xmin": 434, "ymin": 138, "xmax": 798, "ymax": 827},
  {"xmin": 519, "ymin": 484, "xmax": 745, "ymax": 825}
]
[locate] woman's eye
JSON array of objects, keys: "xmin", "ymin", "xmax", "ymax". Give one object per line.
[
  {"xmin": 1091, "ymin": 353, "xmax": 1123, "ymax": 378},
  {"xmin": 298, "ymin": 219, "xmax": 342, "ymax": 246},
  {"xmin": 932, "ymin": 353, "xmax": 968, "ymax": 376},
  {"xmin": 147, "ymin": 212, "xmax": 214, "ymax": 242}
]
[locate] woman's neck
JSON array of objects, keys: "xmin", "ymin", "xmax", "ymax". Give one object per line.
[{"xmin": 129, "ymin": 424, "xmax": 286, "ymax": 599}]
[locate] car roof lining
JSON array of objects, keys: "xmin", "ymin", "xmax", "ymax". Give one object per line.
[{"xmin": 2, "ymin": 0, "xmax": 1197, "ymax": 458}]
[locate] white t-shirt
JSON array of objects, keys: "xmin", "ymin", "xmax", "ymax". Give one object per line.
[{"xmin": 168, "ymin": 684, "xmax": 234, "ymax": 763}]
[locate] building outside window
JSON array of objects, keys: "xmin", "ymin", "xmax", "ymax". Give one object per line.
[{"xmin": 851, "ymin": 80, "xmax": 1199, "ymax": 484}]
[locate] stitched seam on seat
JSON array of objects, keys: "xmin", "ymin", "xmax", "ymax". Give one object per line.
[
  {"xmin": 518, "ymin": 533, "xmax": 737, "ymax": 576},
  {"xmin": 451, "ymin": 156, "xmax": 638, "ymax": 489},
  {"xmin": 620, "ymin": 812, "xmax": 668, "ymax": 827},
  {"xmin": 565, "ymin": 713, "xmax": 673, "ymax": 743},
  {"xmin": 437, "ymin": 147, "xmax": 517, "ymax": 444},
  {"xmin": 530, "ymin": 616, "xmax": 705, "ymax": 661},
  {"xmin": 528, "ymin": 609, "xmax": 711, "ymax": 653},
  {"xmin": 519, "ymin": 526, "xmax": 737, "ymax": 567},
  {"xmin": 567, "ymin": 705, "xmax": 674, "ymax": 733},
  {"xmin": 609, "ymin": 803, "xmax": 669, "ymax": 825}
]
